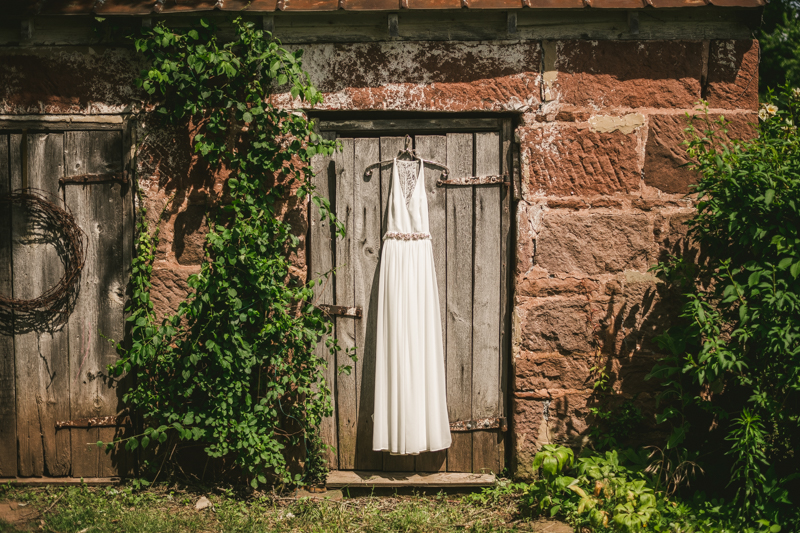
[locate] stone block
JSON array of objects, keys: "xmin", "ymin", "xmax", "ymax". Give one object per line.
[
  {"xmin": 0, "ymin": 49, "xmax": 141, "ymax": 114},
  {"xmin": 279, "ymin": 41, "xmax": 541, "ymax": 112},
  {"xmin": 643, "ymin": 113, "xmax": 756, "ymax": 194},
  {"xmin": 706, "ymin": 40, "xmax": 759, "ymax": 111},
  {"xmin": 150, "ymin": 265, "xmax": 199, "ymax": 320},
  {"xmin": 551, "ymin": 40, "xmax": 704, "ymax": 109},
  {"xmin": 171, "ymin": 205, "xmax": 208, "ymax": 266},
  {"xmin": 520, "ymin": 124, "xmax": 643, "ymax": 197},
  {"xmin": 515, "ymin": 352, "xmax": 593, "ymax": 391},
  {"xmin": 513, "ymin": 389, "xmax": 593, "ymax": 479},
  {"xmin": 517, "ymin": 296, "xmax": 596, "ymax": 354},
  {"xmin": 517, "ymin": 277, "xmax": 598, "ymax": 299},
  {"xmin": 596, "ymin": 271, "xmax": 679, "ymax": 358},
  {"xmin": 535, "ymin": 213, "xmax": 654, "ymax": 275}
]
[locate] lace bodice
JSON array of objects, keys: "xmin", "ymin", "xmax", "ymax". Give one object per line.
[
  {"xmin": 384, "ymin": 158, "xmax": 430, "ymax": 239},
  {"xmin": 396, "ymin": 159, "xmax": 420, "ymax": 207}
]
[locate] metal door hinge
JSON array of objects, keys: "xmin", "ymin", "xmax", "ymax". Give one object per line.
[
  {"xmin": 436, "ymin": 174, "xmax": 509, "ymax": 187},
  {"xmin": 450, "ymin": 417, "xmax": 507, "ymax": 432},
  {"xmin": 55, "ymin": 415, "xmax": 132, "ymax": 429},
  {"xmin": 59, "ymin": 171, "xmax": 129, "ymax": 186},
  {"xmin": 319, "ymin": 304, "xmax": 362, "ymax": 318}
]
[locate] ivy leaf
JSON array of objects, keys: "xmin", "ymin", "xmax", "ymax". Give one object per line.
[{"xmin": 764, "ymin": 188, "xmax": 775, "ymax": 206}]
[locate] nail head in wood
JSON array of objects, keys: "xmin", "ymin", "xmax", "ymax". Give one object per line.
[
  {"xmin": 507, "ymin": 12, "xmax": 517, "ymax": 35},
  {"xmin": 628, "ymin": 11, "xmax": 640, "ymax": 35},
  {"xmin": 263, "ymin": 15, "xmax": 275, "ymax": 35}
]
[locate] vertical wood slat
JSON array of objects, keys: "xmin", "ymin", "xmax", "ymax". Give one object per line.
[
  {"xmin": 12, "ymin": 133, "xmax": 71, "ymax": 477},
  {"xmin": 415, "ymin": 135, "xmax": 448, "ymax": 473},
  {"xmin": 353, "ymin": 138, "xmax": 383, "ymax": 471},
  {"xmin": 471, "ymin": 131, "xmax": 503, "ymax": 474},
  {"xmin": 64, "ymin": 131, "xmax": 125, "ymax": 478},
  {"xmin": 115, "ymin": 121, "xmax": 135, "ymax": 478},
  {"xmin": 310, "ymin": 132, "xmax": 338, "ymax": 470},
  {"xmin": 445, "ymin": 133, "xmax": 474, "ymax": 473},
  {"xmin": 379, "ymin": 137, "xmax": 415, "ymax": 473},
  {"xmin": 334, "ymin": 138, "xmax": 357, "ymax": 470},
  {"xmin": 498, "ymin": 119, "xmax": 513, "ymax": 473},
  {"xmin": 0, "ymin": 135, "xmax": 16, "ymax": 477}
]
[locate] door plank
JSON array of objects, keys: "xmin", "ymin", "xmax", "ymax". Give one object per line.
[
  {"xmin": 0, "ymin": 135, "xmax": 16, "ymax": 477},
  {"xmin": 444, "ymin": 133, "xmax": 474, "ymax": 473},
  {"xmin": 352, "ymin": 138, "xmax": 383, "ymax": 471},
  {"xmin": 12, "ymin": 133, "xmax": 71, "ymax": 477},
  {"xmin": 310, "ymin": 132, "xmax": 338, "ymax": 470},
  {"xmin": 64, "ymin": 131, "xmax": 125, "ymax": 478},
  {"xmin": 378, "ymin": 137, "xmax": 416, "ymax": 473},
  {"xmin": 334, "ymin": 138, "xmax": 357, "ymax": 470},
  {"xmin": 497, "ymin": 120, "xmax": 513, "ymax": 474},
  {"xmin": 414, "ymin": 135, "xmax": 449, "ymax": 473},
  {"xmin": 472, "ymin": 132, "xmax": 503, "ymax": 474}
]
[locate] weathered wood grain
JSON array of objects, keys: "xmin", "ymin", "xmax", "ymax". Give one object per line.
[
  {"xmin": 414, "ymin": 135, "xmax": 449, "ymax": 473},
  {"xmin": 471, "ymin": 132, "xmax": 503, "ymax": 475},
  {"xmin": 378, "ymin": 137, "xmax": 416, "ymax": 473},
  {"xmin": 12, "ymin": 133, "xmax": 71, "ymax": 477},
  {"xmin": 353, "ymin": 138, "xmax": 383, "ymax": 471},
  {"xmin": 497, "ymin": 120, "xmax": 513, "ymax": 473},
  {"xmin": 327, "ymin": 470, "xmax": 495, "ymax": 488},
  {"xmin": 445, "ymin": 133, "xmax": 474, "ymax": 473},
  {"xmin": 0, "ymin": 135, "xmax": 17, "ymax": 477},
  {"xmin": 319, "ymin": 119, "xmax": 501, "ymax": 134},
  {"xmin": 334, "ymin": 138, "xmax": 357, "ymax": 470},
  {"xmin": 310, "ymin": 131, "xmax": 338, "ymax": 470},
  {"xmin": 64, "ymin": 131, "xmax": 125, "ymax": 478}
]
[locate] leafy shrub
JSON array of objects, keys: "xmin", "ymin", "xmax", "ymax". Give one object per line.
[
  {"xmin": 108, "ymin": 18, "xmax": 346, "ymax": 488},
  {"xmin": 648, "ymin": 86, "xmax": 800, "ymax": 523}
]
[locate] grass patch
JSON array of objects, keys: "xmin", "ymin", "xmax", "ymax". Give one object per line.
[{"xmin": 0, "ymin": 481, "xmax": 558, "ymax": 533}]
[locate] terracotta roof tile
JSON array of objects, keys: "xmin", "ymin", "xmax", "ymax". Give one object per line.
[{"xmin": 18, "ymin": 0, "xmax": 766, "ymax": 15}]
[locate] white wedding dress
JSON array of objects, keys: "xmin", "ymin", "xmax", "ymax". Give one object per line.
[{"xmin": 372, "ymin": 158, "xmax": 452, "ymax": 455}]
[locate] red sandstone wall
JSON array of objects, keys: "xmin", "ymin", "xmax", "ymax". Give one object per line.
[{"xmin": 0, "ymin": 37, "xmax": 759, "ymax": 478}]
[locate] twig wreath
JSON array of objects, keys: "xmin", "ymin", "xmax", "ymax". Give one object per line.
[{"xmin": 0, "ymin": 189, "xmax": 86, "ymax": 332}]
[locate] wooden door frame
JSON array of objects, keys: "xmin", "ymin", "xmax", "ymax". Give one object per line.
[
  {"xmin": 308, "ymin": 115, "xmax": 518, "ymax": 476},
  {"xmin": 0, "ymin": 114, "xmax": 136, "ymax": 479}
]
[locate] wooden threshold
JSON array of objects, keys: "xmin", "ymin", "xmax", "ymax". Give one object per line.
[
  {"xmin": 0, "ymin": 477, "xmax": 122, "ymax": 486},
  {"xmin": 326, "ymin": 471, "xmax": 495, "ymax": 488}
]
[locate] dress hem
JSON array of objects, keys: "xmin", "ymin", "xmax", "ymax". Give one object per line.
[{"xmin": 372, "ymin": 444, "xmax": 451, "ymax": 456}]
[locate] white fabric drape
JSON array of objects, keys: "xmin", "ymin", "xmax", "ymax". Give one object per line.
[{"xmin": 372, "ymin": 158, "xmax": 452, "ymax": 455}]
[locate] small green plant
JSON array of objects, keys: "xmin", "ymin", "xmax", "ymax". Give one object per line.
[{"xmin": 514, "ymin": 445, "xmax": 785, "ymax": 532}]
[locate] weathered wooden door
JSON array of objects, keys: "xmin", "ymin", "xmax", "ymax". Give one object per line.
[
  {"xmin": 0, "ymin": 129, "xmax": 132, "ymax": 478},
  {"xmin": 310, "ymin": 118, "xmax": 513, "ymax": 474}
]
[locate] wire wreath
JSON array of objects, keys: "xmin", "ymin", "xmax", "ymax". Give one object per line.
[{"xmin": 0, "ymin": 189, "xmax": 86, "ymax": 334}]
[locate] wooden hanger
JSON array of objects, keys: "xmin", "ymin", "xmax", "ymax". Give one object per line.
[{"xmin": 365, "ymin": 135, "xmax": 451, "ymax": 179}]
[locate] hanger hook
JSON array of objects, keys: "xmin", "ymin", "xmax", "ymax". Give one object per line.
[{"xmin": 404, "ymin": 134, "xmax": 412, "ymax": 152}]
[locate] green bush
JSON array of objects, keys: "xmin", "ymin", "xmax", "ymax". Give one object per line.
[{"xmin": 648, "ymin": 86, "xmax": 800, "ymax": 524}]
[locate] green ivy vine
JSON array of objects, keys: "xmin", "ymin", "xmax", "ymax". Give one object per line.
[{"xmin": 109, "ymin": 17, "xmax": 347, "ymax": 488}]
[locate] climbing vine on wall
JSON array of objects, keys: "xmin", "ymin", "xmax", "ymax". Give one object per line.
[{"xmin": 110, "ymin": 18, "xmax": 345, "ymax": 487}]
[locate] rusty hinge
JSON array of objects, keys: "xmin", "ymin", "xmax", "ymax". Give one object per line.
[
  {"xmin": 450, "ymin": 417, "xmax": 507, "ymax": 432},
  {"xmin": 55, "ymin": 415, "xmax": 132, "ymax": 429},
  {"xmin": 59, "ymin": 171, "xmax": 129, "ymax": 186},
  {"xmin": 437, "ymin": 174, "xmax": 509, "ymax": 187},
  {"xmin": 319, "ymin": 304, "xmax": 362, "ymax": 318}
]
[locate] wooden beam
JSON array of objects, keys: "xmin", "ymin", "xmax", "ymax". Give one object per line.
[
  {"xmin": 318, "ymin": 118, "xmax": 502, "ymax": 134},
  {"xmin": 327, "ymin": 470, "xmax": 495, "ymax": 488},
  {"xmin": 0, "ymin": 477, "xmax": 121, "ymax": 486}
]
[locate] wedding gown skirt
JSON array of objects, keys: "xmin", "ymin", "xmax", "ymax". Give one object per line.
[{"xmin": 373, "ymin": 158, "xmax": 452, "ymax": 455}]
